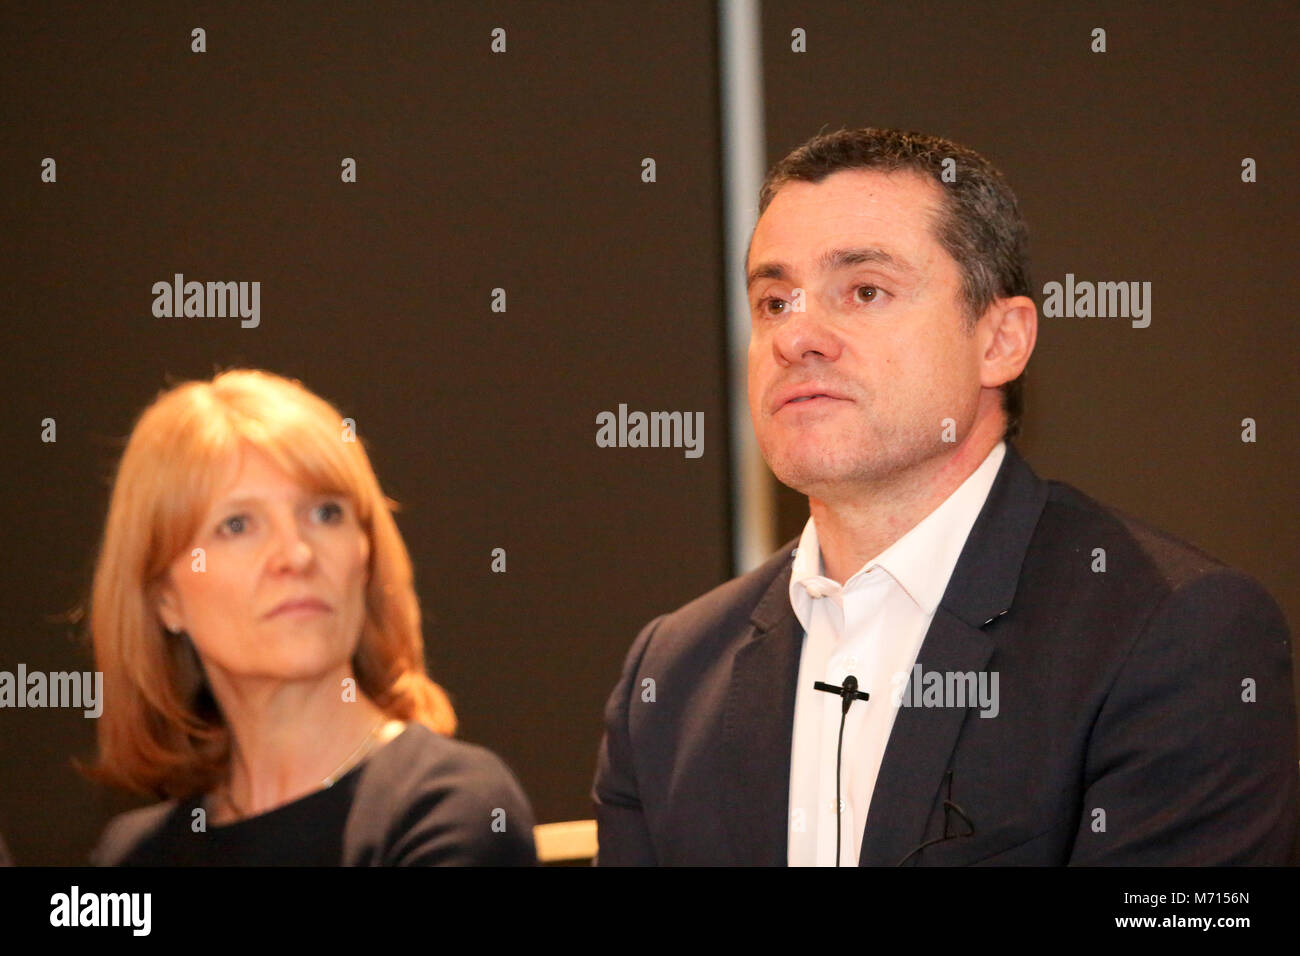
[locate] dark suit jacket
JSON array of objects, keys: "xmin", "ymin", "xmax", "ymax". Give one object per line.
[{"xmin": 592, "ymin": 442, "xmax": 1299, "ymax": 864}]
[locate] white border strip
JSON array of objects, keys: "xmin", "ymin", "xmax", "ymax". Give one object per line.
[{"xmin": 718, "ymin": 0, "xmax": 776, "ymax": 573}]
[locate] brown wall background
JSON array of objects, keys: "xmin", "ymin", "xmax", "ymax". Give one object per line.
[{"xmin": 1, "ymin": 1, "xmax": 1294, "ymax": 864}]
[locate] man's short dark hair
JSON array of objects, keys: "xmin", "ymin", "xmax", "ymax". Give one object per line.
[{"xmin": 758, "ymin": 127, "xmax": 1032, "ymax": 441}]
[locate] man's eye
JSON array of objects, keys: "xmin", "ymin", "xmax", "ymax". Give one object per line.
[
  {"xmin": 854, "ymin": 285, "xmax": 881, "ymax": 303},
  {"xmin": 757, "ymin": 296, "xmax": 788, "ymax": 316}
]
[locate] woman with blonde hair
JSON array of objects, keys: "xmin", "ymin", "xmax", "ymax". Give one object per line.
[{"xmin": 88, "ymin": 369, "xmax": 535, "ymax": 865}]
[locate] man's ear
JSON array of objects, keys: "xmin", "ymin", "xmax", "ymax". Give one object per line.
[{"xmin": 979, "ymin": 295, "xmax": 1037, "ymax": 388}]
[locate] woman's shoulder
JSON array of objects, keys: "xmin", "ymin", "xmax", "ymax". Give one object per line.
[
  {"xmin": 364, "ymin": 722, "xmax": 535, "ymax": 822},
  {"xmin": 376, "ymin": 722, "xmax": 519, "ymax": 779},
  {"xmin": 90, "ymin": 799, "xmax": 189, "ymax": 866},
  {"xmin": 348, "ymin": 722, "xmax": 537, "ymax": 865}
]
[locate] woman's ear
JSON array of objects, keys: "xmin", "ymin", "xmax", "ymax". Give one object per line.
[{"xmin": 155, "ymin": 576, "xmax": 185, "ymax": 635}]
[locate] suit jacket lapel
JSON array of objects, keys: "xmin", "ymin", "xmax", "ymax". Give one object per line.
[
  {"xmin": 857, "ymin": 609, "xmax": 995, "ymax": 865},
  {"xmin": 721, "ymin": 550, "xmax": 802, "ymax": 865},
  {"xmin": 859, "ymin": 441, "xmax": 1050, "ymax": 866}
]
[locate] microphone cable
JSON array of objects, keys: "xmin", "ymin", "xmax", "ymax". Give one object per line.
[{"xmin": 813, "ymin": 675, "xmax": 869, "ymax": 866}]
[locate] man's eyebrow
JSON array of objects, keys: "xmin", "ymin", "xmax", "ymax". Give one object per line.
[
  {"xmin": 746, "ymin": 246, "xmax": 919, "ymax": 290},
  {"xmin": 746, "ymin": 261, "xmax": 789, "ymax": 289},
  {"xmin": 819, "ymin": 246, "xmax": 919, "ymax": 276}
]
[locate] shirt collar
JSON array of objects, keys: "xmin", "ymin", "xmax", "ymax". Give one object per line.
[{"xmin": 789, "ymin": 441, "xmax": 1006, "ymax": 623}]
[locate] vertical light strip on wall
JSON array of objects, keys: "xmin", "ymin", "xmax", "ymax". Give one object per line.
[{"xmin": 718, "ymin": 0, "xmax": 777, "ymax": 574}]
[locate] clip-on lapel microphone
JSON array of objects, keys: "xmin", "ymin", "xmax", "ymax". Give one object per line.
[{"xmin": 813, "ymin": 676, "xmax": 870, "ymax": 867}]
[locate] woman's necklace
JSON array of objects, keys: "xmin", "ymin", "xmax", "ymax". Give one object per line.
[{"xmin": 216, "ymin": 717, "xmax": 388, "ymax": 822}]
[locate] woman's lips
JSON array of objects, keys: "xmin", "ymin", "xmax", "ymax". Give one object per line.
[{"xmin": 265, "ymin": 598, "xmax": 332, "ymax": 618}]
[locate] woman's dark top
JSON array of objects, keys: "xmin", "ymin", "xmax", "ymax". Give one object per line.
[{"xmin": 90, "ymin": 723, "xmax": 536, "ymax": 866}]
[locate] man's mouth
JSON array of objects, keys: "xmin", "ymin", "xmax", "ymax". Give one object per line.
[{"xmin": 774, "ymin": 389, "xmax": 847, "ymax": 414}]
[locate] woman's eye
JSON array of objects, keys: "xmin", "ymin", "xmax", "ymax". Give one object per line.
[
  {"xmin": 218, "ymin": 514, "xmax": 248, "ymax": 536},
  {"xmin": 314, "ymin": 501, "xmax": 344, "ymax": 523}
]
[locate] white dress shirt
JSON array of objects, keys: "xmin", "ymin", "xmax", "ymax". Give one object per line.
[{"xmin": 786, "ymin": 441, "xmax": 1006, "ymax": 866}]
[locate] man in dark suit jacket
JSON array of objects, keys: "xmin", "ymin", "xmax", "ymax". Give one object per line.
[{"xmin": 592, "ymin": 127, "xmax": 1298, "ymax": 865}]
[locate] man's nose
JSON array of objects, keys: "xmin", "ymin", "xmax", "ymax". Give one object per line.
[{"xmin": 771, "ymin": 298, "xmax": 842, "ymax": 365}]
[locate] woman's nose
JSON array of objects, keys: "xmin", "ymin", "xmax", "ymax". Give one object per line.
[{"xmin": 267, "ymin": 521, "xmax": 314, "ymax": 572}]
